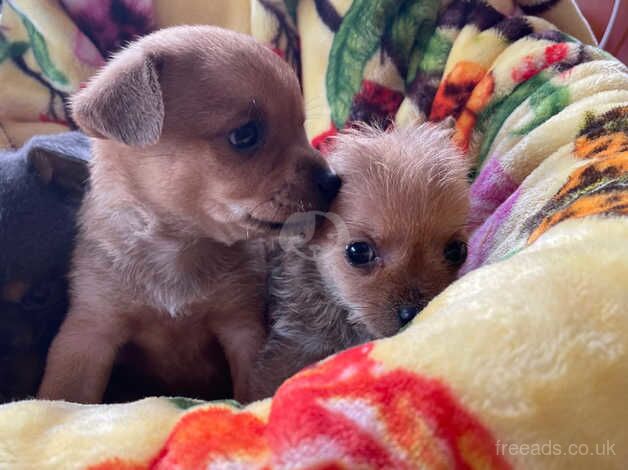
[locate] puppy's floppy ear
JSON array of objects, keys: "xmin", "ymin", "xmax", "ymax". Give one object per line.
[
  {"xmin": 26, "ymin": 131, "xmax": 91, "ymax": 195},
  {"xmin": 71, "ymin": 50, "xmax": 164, "ymax": 147}
]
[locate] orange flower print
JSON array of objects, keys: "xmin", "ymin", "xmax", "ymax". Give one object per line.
[
  {"xmin": 455, "ymin": 72, "xmax": 496, "ymax": 150},
  {"xmin": 524, "ymin": 106, "xmax": 628, "ymax": 244},
  {"xmin": 150, "ymin": 406, "xmax": 269, "ymax": 469},
  {"xmin": 429, "ymin": 62, "xmax": 494, "ymax": 152},
  {"xmin": 89, "ymin": 459, "xmax": 146, "ymax": 470},
  {"xmin": 574, "ymin": 131, "xmax": 628, "ymax": 160},
  {"xmin": 527, "ymin": 156, "xmax": 628, "ymax": 244},
  {"xmin": 429, "ymin": 61, "xmax": 488, "ymax": 122},
  {"xmin": 528, "ymin": 188, "xmax": 628, "ymax": 244}
]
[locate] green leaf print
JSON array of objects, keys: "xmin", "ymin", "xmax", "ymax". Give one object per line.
[
  {"xmin": 0, "ymin": 36, "xmax": 9, "ymax": 63},
  {"xmin": 168, "ymin": 396, "xmax": 244, "ymax": 411},
  {"xmin": 326, "ymin": 0, "xmax": 402, "ymax": 128},
  {"xmin": 385, "ymin": 1, "xmax": 425, "ymax": 76},
  {"xmin": 9, "ymin": 41, "xmax": 30, "ymax": 58},
  {"xmin": 8, "ymin": 1, "xmax": 69, "ymax": 87},
  {"xmin": 512, "ymin": 81, "xmax": 570, "ymax": 135},
  {"xmin": 417, "ymin": 28, "xmax": 452, "ymax": 74},
  {"xmin": 168, "ymin": 397, "xmax": 207, "ymax": 410},
  {"xmin": 284, "ymin": 0, "xmax": 299, "ymax": 21},
  {"xmin": 383, "ymin": 0, "xmax": 439, "ymax": 85},
  {"xmin": 402, "ymin": 0, "xmax": 439, "ymax": 85},
  {"xmin": 475, "ymin": 73, "xmax": 549, "ymax": 169}
]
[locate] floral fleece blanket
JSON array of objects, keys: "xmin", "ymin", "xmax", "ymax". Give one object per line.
[{"xmin": 0, "ymin": 0, "xmax": 627, "ymax": 469}]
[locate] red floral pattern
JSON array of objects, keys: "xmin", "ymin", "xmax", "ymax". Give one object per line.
[
  {"xmin": 311, "ymin": 124, "xmax": 338, "ymax": 154},
  {"xmin": 151, "ymin": 407, "xmax": 269, "ymax": 469},
  {"xmin": 511, "ymin": 43, "xmax": 569, "ymax": 83},
  {"xmin": 312, "ymin": 81, "xmax": 403, "ymax": 155},
  {"xmin": 38, "ymin": 113, "xmax": 70, "ymax": 126},
  {"xmin": 352, "ymin": 80, "xmax": 405, "ymax": 118},
  {"xmin": 93, "ymin": 344, "xmax": 510, "ymax": 469}
]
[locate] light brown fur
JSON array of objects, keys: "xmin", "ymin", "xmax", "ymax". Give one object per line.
[
  {"xmin": 38, "ymin": 26, "xmax": 339, "ymax": 404},
  {"xmin": 251, "ymin": 123, "xmax": 470, "ymax": 399}
]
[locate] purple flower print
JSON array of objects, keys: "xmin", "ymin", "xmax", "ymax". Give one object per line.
[
  {"xmin": 72, "ymin": 29, "xmax": 105, "ymax": 67},
  {"xmin": 461, "ymin": 188, "xmax": 521, "ymax": 275},
  {"xmin": 61, "ymin": 0, "xmax": 154, "ymax": 58},
  {"xmin": 469, "ymin": 157, "xmax": 518, "ymax": 230}
]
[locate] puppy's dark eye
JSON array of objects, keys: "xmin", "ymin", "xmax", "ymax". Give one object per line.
[
  {"xmin": 444, "ymin": 240, "xmax": 467, "ymax": 266},
  {"xmin": 346, "ymin": 241, "xmax": 377, "ymax": 267},
  {"xmin": 228, "ymin": 121, "xmax": 261, "ymax": 150}
]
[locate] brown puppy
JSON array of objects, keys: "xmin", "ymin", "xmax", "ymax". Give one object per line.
[
  {"xmin": 251, "ymin": 123, "xmax": 469, "ymax": 400},
  {"xmin": 38, "ymin": 25, "xmax": 340, "ymax": 404}
]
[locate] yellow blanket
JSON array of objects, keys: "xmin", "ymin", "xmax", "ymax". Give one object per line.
[{"xmin": 1, "ymin": 1, "xmax": 626, "ymax": 469}]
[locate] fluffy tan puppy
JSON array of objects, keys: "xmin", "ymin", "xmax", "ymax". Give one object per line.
[
  {"xmin": 38, "ymin": 25, "xmax": 340, "ymax": 404},
  {"xmin": 252, "ymin": 122, "xmax": 469, "ymax": 399}
]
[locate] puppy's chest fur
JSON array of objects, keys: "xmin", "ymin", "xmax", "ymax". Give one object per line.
[
  {"xmin": 76, "ymin": 193, "xmax": 264, "ymax": 315},
  {"xmin": 106, "ymin": 305, "xmax": 233, "ymax": 401},
  {"xmin": 72, "ymin": 194, "xmax": 265, "ymax": 398},
  {"xmin": 254, "ymin": 246, "xmax": 371, "ymax": 396},
  {"xmin": 268, "ymin": 250, "xmax": 369, "ymax": 352}
]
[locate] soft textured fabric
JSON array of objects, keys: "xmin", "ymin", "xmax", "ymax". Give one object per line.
[{"xmin": 1, "ymin": 1, "xmax": 626, "ymax": 469}]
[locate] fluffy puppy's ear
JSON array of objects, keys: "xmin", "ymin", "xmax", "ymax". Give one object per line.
[{"xmin": 71, "ymin": 49, "xmax": 164, "ymax": 147}]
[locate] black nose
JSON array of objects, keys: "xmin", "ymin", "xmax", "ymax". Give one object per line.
[
  {"xmin": 397, "ymin": 305, "xmax": 420, "ymax": 327},
  {"xmin": 314, "ymin": 167, "xmax": 341, "ymax": 203}
]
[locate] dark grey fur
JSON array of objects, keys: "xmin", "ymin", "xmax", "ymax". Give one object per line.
[
  {"xmin": 251, "ymin": 244, "xmax": 372, "ymax": 399},
  {"xmin": 0, "ymin": 131, "xmax": 91, "ymax": 402},
  {"xmin": 0, "ymin": 132, "xmax": 91, "ymax": 284}
]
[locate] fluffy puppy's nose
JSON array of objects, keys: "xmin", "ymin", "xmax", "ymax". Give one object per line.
[
  {"xmin": 314, "ymin": 167, "xmax": 342, "ymax": 204},
  {"xmin": 398, "ymin": 305, "xmax": 420, "ymax": 327}
]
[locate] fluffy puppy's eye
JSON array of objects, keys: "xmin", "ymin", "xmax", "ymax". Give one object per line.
[
  {"xmin": 444, "ymin": 240, "xmax": 467, "ymax": 265},
  {"xmin": 228, "ymin": 121, "xmax": 261, "ymax": 150},
  {"xmin": 345, "ymin": 241, "xmax": 377, "ymax": 267}
]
